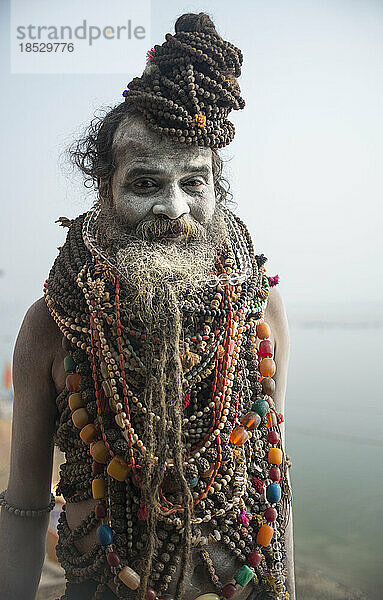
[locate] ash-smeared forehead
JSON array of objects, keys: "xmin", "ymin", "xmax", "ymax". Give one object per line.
[{"xmin": 112, "ymin": 112, "xmax": 212, "ymax": 166}]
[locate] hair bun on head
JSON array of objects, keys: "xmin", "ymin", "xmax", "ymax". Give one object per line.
[
  {"xmin": 122, "ymin": 12, "xmax": 245, "ymax": 148},
  {"xmin": 174, "ymin": 12, "xmax": 217, "ymax": 34}
]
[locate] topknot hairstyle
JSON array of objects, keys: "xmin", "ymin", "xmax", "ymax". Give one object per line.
[{"xmin": 122, "ymin": 12, "xmax": 245, "ymax": 148}]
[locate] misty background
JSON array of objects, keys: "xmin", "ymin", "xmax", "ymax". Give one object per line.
[{"xmin": 0, "ymin": 1, "xmax": 382, "ymax": 599}]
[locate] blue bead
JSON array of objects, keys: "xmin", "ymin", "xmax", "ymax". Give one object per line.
[
  {"xmin": 97, "ymin": 524, "xmax": 113, "ymax": 546},
  {"xmin": 266, "ymin": 483, "xmax": 281, "ymax": 504},
  {"xmin": 189, "ymin": 477, "xmax": 199, "ymax": 488}
]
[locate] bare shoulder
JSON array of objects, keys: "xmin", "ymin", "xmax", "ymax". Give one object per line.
[
  {"xmin": 264, "ymin": 286, "xmax": 289, "ymax": 353},
  {"xmin": 14, "ymin": 297, "xmax": 61, "ymax": 373}
]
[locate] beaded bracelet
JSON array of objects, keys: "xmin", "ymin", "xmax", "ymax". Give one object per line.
[{"xmin": 0, "ymin": 490, "xmax": 56, "ymax": 517}]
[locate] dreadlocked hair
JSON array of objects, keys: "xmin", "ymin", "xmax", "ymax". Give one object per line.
[
  {"xmin": 69, "ymin": 101, "xmax": 233, "ymax": 206},
  {"xmin": 123, "ymin": 12, "xmax": 245, "ymax": 148},
  {"xmin": 134, "ymin": 285, "xmax": 193, "ymax": 600}
]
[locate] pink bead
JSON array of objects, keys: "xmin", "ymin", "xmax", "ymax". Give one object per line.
[
  {"xmin": 269, "ymin": 467, "xmax": 281, "ymax": 482},
  {"xmin": 247, "ymin": 551, "xmax": 262, "ymax": 567},
  {"xmin": 222, "ymin": 583, "xmax": 237, "ymax": 598},
  {"xmin": 107, "ymin": 551, "xmax": 120, "ymax": 567},
  {"xmin": 258, "ymin": 339, "xmax": 273, "ymax": 358},
  {"xmin": 95, "ymin": 502, "xmax": 107, "ymax": 519},
  {"xmin": 146, "ymin": 588, "xmax": 157, "ymax": 600},
  {"xmin": 264, "ymin": 507, "xmax": 278, "ymax": 522},
  {"xmin": 268, "ymin": 431, "xmax": 279, "ymax": 444}
]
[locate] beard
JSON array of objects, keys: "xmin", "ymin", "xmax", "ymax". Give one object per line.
[
  {"xmin": 95, "ymin": 204, "xmax": 229, "ymax": 588},
  {"xmin": 97, "ymin": 203, "xmax": 228, "ymax": 328}
]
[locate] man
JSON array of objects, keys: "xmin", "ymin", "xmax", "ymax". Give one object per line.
[{"xmin": 0, "ymin": 12, "xmax": 295, "ymax": 600}]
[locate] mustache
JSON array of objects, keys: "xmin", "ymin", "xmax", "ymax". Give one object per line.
[{"xmin": 135, "ymin": 215, "xmax": 206, "ymax": 241}]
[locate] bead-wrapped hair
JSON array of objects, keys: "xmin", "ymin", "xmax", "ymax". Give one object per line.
[{"xmin": 122, "ymin": 13, "xmax": 245, "ymax": 148}]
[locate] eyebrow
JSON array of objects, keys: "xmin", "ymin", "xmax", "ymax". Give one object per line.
[{"xmin": 124, "ymin": 163, "xmax": 211, "ymax": 179}]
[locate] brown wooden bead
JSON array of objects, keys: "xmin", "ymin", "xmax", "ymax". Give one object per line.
[
  {"xmin": 71, "ymin": 408, "xmax": 89, "ymax": 429},
  {"xmin": 91, "ymin": 440, "xmax": 109, "ymax": 464},
  {"xmin": 68, "ymin": 393, "xmax": 83, "ymax": 411},
  {"xmin": 80, "ymin": 423, "xmax": 97, "ymax": 444}
]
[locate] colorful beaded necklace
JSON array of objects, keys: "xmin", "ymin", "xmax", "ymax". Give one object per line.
[{"xmin": 44, "ymin": 207, "xmax": 291, "ymax": 600}]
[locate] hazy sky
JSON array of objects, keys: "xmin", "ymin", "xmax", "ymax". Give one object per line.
[{"xmin": 0, "ymin": 0, "xmax": 382, "ymax": 329}]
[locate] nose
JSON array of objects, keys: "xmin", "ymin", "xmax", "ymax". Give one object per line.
[{"xmin": 152, "ymin": 184, "xmax": 190, "ymax": 220}]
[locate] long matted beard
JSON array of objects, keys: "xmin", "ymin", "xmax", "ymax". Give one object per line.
[
  {"xmin": 96, "ymin": 205, "xmax": 229, "ymax": 597},
  {"xmin": 98, "ymin": 205, "xmax": 228, "ymax": 328}
]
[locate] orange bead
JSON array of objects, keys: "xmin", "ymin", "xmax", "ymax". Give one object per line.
[
  {"xmin": 256, "ymin": 322, "xmax": 271, "ymax": 340},
  {"xmin": 256, "ymin": 524, "xmax": 274, "ymax": 547},
  {"xmin": 268, "ymin": 448, "xmax": 283, "ymax": 465},
  {"xmin": 79, "ymin": 423, "xmax": 97, "ymax": 444},
  {"xmin": 68, "ymin": 392, "xmax": 83, "ymax": 411},
  {"xmin": 259, "ymin": 358, "xmax": 276, "ymax": 378},
  {"xmin": 230, "ymin": 426, "xmax": 249, "ymax": 446},
  {"xmin": 92, "ymin": 478, "xmax": 106, "ymax": 499},
  {"xmin": 107, "ymin": 456, "xmax": 131, "ymax": 482},
  {"xmin": 66, "ymin": 373, "xmax": 81, "ymax": 392},
  {"xmin": 91, "ymin": 440, "xmax": 109, "ymax": 464},
  {"xmin": 266, "ymin": 412, "xmax": 278, "ymax": 429},
  {"xmin": 71, "ymin": 408, "xmax": 89, "ymax": 429}
]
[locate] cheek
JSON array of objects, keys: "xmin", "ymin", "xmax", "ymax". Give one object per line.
[
  {"xmin": 191, "ymin": 189, "xmax": 216, "ymax": 224},
  {"xmin": 113, "ymin": 191, "xmax": 150, "ymax": 227}
]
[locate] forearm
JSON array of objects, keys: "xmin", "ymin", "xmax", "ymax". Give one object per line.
[
  {"xmin": 0, "ymin": 509, "xmax": 49, "ymax": 600},
  {"xmin": 284, "ymin": 497, "xmax": 296, "ymax": 600}
]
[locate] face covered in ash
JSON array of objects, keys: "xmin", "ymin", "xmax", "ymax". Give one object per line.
[{"xmin": 98, "ymin": 113, "xmax": 228, "ymax": 324}]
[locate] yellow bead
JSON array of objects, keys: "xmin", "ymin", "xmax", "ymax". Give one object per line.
[
  {"xmin": 107, "ymin": 456, "xmax": 131, "ymax": 482},
  {"xmin": 79, "ymin": 423, "xmax": 97, "ymax": 444},
  {"xmin": 195, "ymin": 595, "xmax": 220, "ymax": 600},
  {"xmin": 71, "ymin": 408, "xmax": 89, "ymax": 429},
  {"xmin": 91, "ymin": 440, "xmax": 109, "ymax": 464},
  {"xmin": 68, "ymin": 393, "xmax": 83, "ymax": 411},
  {"xmin": 268, "ymin": 448, "xmax": 282, "ymax": 465},
  {"xmin": 92, "ymin": 478, "xmax": 106, "ymax": 499},
  {"xmin": 256, "ymin": 524, "xmax": 274, "ymax": 547},
  {"xmin": 118, "ymin": 565, "xmax": 140, "ymax": 589}
]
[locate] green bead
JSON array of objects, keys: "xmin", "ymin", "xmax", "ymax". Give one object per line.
[
  {"xmin": 252, "ymin": 399, "xmax": 269, "ymax": 418},
  {"xmin": 64, "ymin": 355, "xmax": 76, "ymax": 374},
  {"xmin": 235, "ymin": 565, "xmax": 254, "ymax": 587}
]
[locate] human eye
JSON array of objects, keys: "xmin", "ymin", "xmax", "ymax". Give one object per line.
[
  {"xmin": 130, "ymin": 178, "xmax": 158, "ymax": 194},
  {"xmin": 183, "ymin": 176, "xmax": 205, "ymax": 189}
]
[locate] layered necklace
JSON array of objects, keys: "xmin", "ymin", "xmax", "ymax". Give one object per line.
[{"xmin": 45, "ymin": 206, "xmax": 291, "ymax": 600}]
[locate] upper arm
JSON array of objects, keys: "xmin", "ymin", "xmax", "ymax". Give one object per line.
[
  {"xmin": 264, "ymin": 286, "xmax": 290, "ymax": 415},
  {"xmin": 6, "ymin": 298, "xmax": 59, "ymax": 508}
]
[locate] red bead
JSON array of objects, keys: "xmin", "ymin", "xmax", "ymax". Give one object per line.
[
  {"xmin": 269, "ymin": 467, "xmax": 281, "ymax": 482},
  {"xmin": 222, "ymin": 583, "xmax": 237, "ymax": 598},
  {"xmin": 268, "ymin": 430, "xmax": 279, "ymax": 444},
  {"xmin": 247, "ymin": 551, "xmax": 262, "ymax": 567},
  {"xmin": 146, "ymin": 587, "xmax": 157, "ymax": 600},
  {"xmin": 258, "ymin": 339, "xmax": 273, "ymax": 358},
  {"xmin": 66, "ymin": 373, "xmax": 81, "ymax": 392},
  {"xmin": 92, "ymin": 461, "xmax": 105, "ymax": 475},
  {"xmin": 95, "ymin": 502, "xmax": 107, "ymax": 519},
  {"xmin": 264, "ymin": 507, "xmax": 278, "ymax": 522},
  {"xmin": 107, "ymin": 551, "xmax": 120, "ymax": 567}
]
